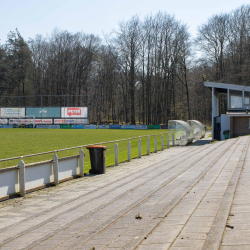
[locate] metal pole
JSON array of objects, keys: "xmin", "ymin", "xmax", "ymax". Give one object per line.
[
  {"xmin": 147, "ymin": 137, "xmax": 150, "ymax": 155},
  {"xmin": 155, "ymin": 136, "xmax": 157, "ymax": 153},
  {"xmin": 172, "ymin": 133, "xmax": 175, "ymax": 146},
  {"xmin": 161, "ymin": 135, "xmax": 164, "ymax": 150},
  {"xmin": 138, "ymin": 139, "xmax": 141, "ymax": 158},
  {"xmin": 115, "ymin": 143, "xmax": 119, "ymax": 166},
  {"xmin": 53, "ymin": 154, "xmax": 59, "ymax": 185},
  {"xmin": 128, "ymin": 141, "xmax": 131, "ymax": 162},
  {"xmin": 19, "ymin": 159, "xmax": 25, "ymax": 197},
  {"xmin": 79, "ymin": 149, "xmax": 84, "ymax": 177},
  {"xmin": 167, "ymin": 134, "xmax": 170, "ymax": 148}
]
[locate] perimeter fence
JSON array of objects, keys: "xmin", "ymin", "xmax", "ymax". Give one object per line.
[{"xmin": 0, "ymin": 132, "xmax": 175, "ymax": 201}]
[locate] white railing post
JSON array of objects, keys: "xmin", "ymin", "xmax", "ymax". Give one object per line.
[
  {"xmin": 147, "ymin": 137, "xmax": 150, "ymax": 155},
  {"xmin": 128, "ymin": 141, "xmax": 131, "ymax": 162},
  {"xmin": 155, "ymin": 136, "xmax": 157, "ymax": 153},
  {"xmin": 79, "ymin": 149, "xmax": 84, "ymax": 177},
  {"xmin": 19, "ymin": 159, "xmax": 25, "ymax": 197},
  {"xmin": 138, "ymin": 139, "xmax": 141, "ymax": 158},
  {"xmin": 161, "ymin": 135, "xmax": 164, "ymax": 150},
  {"xmin": 167, "ymin": 134, "xmax": 170, "ymax": 148},
  {"xmin": 115, "ymin": 143, "xmax": 119, "ymax": 166},
  {"xmin": 53, "ymin": 154, "xmax": 59, "ymax": 185},
  {"xmin": 172, "ymin": 133, "xmax": 175, "ymax": 146}
]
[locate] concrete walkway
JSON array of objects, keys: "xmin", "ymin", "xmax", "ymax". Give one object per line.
[{"xmin": 0, "ymin": 134, "xmax": 249, "ymax": 250}]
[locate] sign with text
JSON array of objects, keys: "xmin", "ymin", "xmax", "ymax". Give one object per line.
[
  {"xmin": 0, "ymin": 119, "xmax": 8, "ymax": 124},
  {"xmin": 61, "ymin": 107, "xmax": 87, "ymax": 118},
  {"xmin": 26, "ymin": 107, "xmax": 61, "ymax": 118},
  {"xmin": 9, "ymin": 119, "xmax": 33, "ymax": 124},
  {"xmin": 35, "ymin": 119, "xmax": 52, "ymax": 124},
  {"xmin": 1, "ymin": 108, "xmax": 25, "ymax": 117}
]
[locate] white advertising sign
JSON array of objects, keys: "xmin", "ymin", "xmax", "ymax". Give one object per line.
[
  {"xmin": 34, "ymin": 119, "xmax": 52, "ymax": 124},
  {"xmin": 1, "ymin": 108, "xmax": 25, "ymax": 117},
  {"xmin": 61, "ymin": 107, "xmax": 87, "ymax": 118},
  {"xmin": 0, "ymin": 119, "xmax": 8, "ymax": 124},
  {"xmin": 76, "ymin": 119, "xmax": 88, "ymax": 124},
  {"xmin": 9, "ymin": 119, "xmax": 33, "ymax": 124},
  {"xmin": 54, "ymin": 119, "xmax": 65, "ymax": 124}
]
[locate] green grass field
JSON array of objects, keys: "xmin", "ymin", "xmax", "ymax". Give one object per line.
[{"xmin": 0, "ymin": 129, "xmax": 170, "ymax": 172}]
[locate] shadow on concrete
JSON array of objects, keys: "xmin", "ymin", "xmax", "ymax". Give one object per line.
[{"xmin": 188, "ymin": 139, "xmax": 212, "ymax": 146}]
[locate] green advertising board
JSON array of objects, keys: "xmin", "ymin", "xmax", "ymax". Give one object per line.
[
  {"xmin": 147, "ymin": 125, "xmax": 161, "ymax": 129},
  {"xmin": 26, "ymin": 107, "xmax": 61, "ymax": 118},
  {"xmin": 60, "ymin": 125, "xmax": 72, "ymax": 129}
]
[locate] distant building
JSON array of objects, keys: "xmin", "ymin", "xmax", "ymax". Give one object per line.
[{"xmin": 205, "ymin": 82, "xmax": 250, "ymax": 140}]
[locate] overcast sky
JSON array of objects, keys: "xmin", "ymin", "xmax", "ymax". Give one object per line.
[{"xmin": 0, "ymin": 0, "xmax": 249, "ymax": 44}]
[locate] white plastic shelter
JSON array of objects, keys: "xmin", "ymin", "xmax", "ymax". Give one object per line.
[
  {"xmin": 168, "ymin": 120, "xmax": 194, "ymax": 146},
  {"xmin": 187, "ymin": 120, "xmax": 206, "ymax": 140}
]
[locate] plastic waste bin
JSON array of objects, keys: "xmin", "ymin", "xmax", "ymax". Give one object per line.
[
  {"xmin": 86, "ymin": 145, "xmax": 107, "ymax": 174},
  {"xmin": 223, "ymin": 130, "xmax": 230, "ymax": 139}
]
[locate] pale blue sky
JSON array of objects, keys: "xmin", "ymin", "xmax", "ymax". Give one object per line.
[{"xmin": 0, "ymin": 0, "xmax": 249, "ymax": 43}]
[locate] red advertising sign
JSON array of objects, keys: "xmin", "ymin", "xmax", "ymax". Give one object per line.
[
  {"xmin": 61, "ymin": 107, "xmax": 87, "ymax": 118},
  {"xmin": 67, "ymin": 108, "xmax": 81, "ymax": 116}
]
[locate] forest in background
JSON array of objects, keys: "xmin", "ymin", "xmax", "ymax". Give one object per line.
[{"xmin": 0, "ymin": 5, "xmax": 249, "ymax": 125}]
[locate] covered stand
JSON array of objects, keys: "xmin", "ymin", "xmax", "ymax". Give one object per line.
[
  {"xmin": 187, "ymin": 120, "xmax": 206, "ymax": 140},
  {"xmin": 168, "ymin": 120, "xmax": 194, "ymax": 146}
]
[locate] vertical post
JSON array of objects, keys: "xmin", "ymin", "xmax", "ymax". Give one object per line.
[
  {"xmin": 128, "ymin": 141, "xmax": 131, "ymax": 162},
  {"xmin": 19, "ymin": 159, "xmax": 25, "ymax": 197},
  {"xmin": 115, "ymin": 143, "xmax": 119, "ymax": 166},
  {"xmin": 161, "ymin": 135, "xmax": 164, "ymax": 150},
  {"xmin": 138, "ymin": 139, "xmax": 141, "ymax": 158},
  {"xmin": 155, "ymin": 136, "xmax": 157, "ymax": 153},
  {"xmin": 53, "ymin": 154, "xmax": 59, "ymax": 185},
  {"xmin": 147, "ymin": 137, "xmax": 150, "ymax": 155},
  {"xmin": 79, "ymin": 149, "xmax": 84, "ymax": 177},
  {"xmin": 167, "ymin": 134, "xmax": 170, "ymax": 148},
  {"xmin": 172, "ymin": 133, "xmax": 175, "ymax": 146}
]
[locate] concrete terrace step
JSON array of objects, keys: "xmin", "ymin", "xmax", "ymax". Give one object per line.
[{"xmin": 0, "ymin": 135, "xmax": 249, "ymax": 250}]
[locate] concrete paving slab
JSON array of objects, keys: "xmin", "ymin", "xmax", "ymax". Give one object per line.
[{"xmin": 0, "ymin": 134, "xmax": 250, "ymax": 250}]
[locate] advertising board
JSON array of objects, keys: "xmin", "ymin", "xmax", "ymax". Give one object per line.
[
  {"xmin": 72, "ymin": 125, "xmax": 84, "ymax": 129},
  {"xmin": 1, "ymin": 108, "xmax": 25, "ymax": 117},
  {"xmin": 1, "ymin": 125, "xmax": 13, "ymax": 128},
  {"xmin": 76, "ymin": 119, "xmax": 88, "ymax": 124},
  {"xmin": 61, "ymin": 107, "xmax": 87, "ymax": 118},
  {"xmin": 54, "ymin": 119, "xmax": 78, "ymax": 124},
  {"xmin": 60, "ymin": 125, "xmax": 72, "ymax": 129},
  {"xmin": 0, "ymin": 119, "xmax": 8, "ymax": 124},
  {"xmin": 49, "ymin": 125, "xmax": 60, "ymax": 129},
  {"xmin": 9, "ymin": 119, "xmax": 33, "ymax": 124},
  {"xmin": 54, "ymin": 119, "xmax": 65, "ymax": 124},
  {"xmin": 97, "ymin": 125, "xmax": 109, "ymax": 129},
  {"xmin": 147, "ymin": 125, "xmax": 161, "ymax": 129},
  {"xmin": 135, "ymin": 125, "xmax": 147, "ymax": 129},
  {"xmin": 25, "ymin": 125, "xmax": 33, "ymax": 128},
  {"xmin": 160, "ymin": 125, "xmax": 168, "ymax": 129},
  {"xmin": 34, "ymin": 119, "xmax": 52, "ymax": 124},
  {"xmin": 26, "ymin": 107, "xmax": 61, "ymax": 118},
  {"xmin": 36, "ymin": 125, "xmax": 49, "ymax": 129},
  {"xmin": 84, "ymin": 125, "xmax": 96, "ymax": 129},
  {"xmin": 109, "ymin": 125, "xmax": 122, "ymax": 129},
  {"xmin": 122, "ymin": 125, "xmax": 134, "ymax": 129}
]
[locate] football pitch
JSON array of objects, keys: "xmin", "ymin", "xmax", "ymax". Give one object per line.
[{"xmin": 0, "ymin": 129, "xmax": 169, "ymax": 172}]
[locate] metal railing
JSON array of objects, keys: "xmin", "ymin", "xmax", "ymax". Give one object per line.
[{"xmin": 0, "ymin": 132, "xmax": 174, "ymax": 164}]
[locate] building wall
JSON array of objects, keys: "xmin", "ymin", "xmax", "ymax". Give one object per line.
[
  {"xmin": 230, "ymin": 117, "xmax": 234, "ymax": 138},
  {"xmin": 232, "ymin": 117, "xmax": 250, "ymax": 137},
  {"xmin": 220, "ymin": 114, "xmax": 230, "ymax": 140}
]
